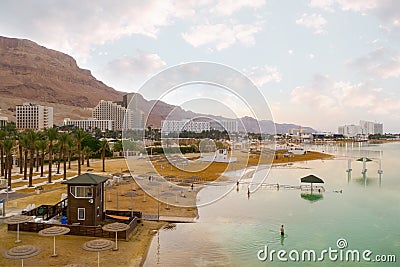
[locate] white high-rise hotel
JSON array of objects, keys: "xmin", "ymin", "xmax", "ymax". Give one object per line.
[
  {"xmin": 92, "ymin": 100, "xmax": 133, "ymax": 131},
  {"xmin": 338, "ymin": 120, "xmax": 383, "ymax": 137},
  {"xmin": 16, "ymin": 103, "xmax": 53, "ymax": 130}
]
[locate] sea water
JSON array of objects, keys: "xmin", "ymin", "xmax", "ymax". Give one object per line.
[{"xmin": 144, "ymin": 142, "xmax": 400, "ymax": 266}]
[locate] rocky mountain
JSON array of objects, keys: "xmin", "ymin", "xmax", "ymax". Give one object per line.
[
  {"xmin": 0, "ymin": 36, "xmax": 315, "ymax": 133},
  {"xmin": 0, "ymin": 36, "xmax": 123, "ymax": 121}
]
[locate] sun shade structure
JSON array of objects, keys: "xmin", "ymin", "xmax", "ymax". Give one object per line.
[
  {"xmin": 3, "ymin": 245, "xmax": 41, "ymax": 267},
  {"xmin": 300, "ymin": 174, "xmax": 324, "ymax": 193},
  {"xmin": 3, "ymin": 215, "xmax": 34, "ymax": 243},
  {"xmin": 300, "ymin": 174, "xmax": 324, "ymax": 184},
  {"xmin": 356, "ymin": 157, "xmax": 373, "ymax": 162},
  {"xmin": 38, "ymin": 226, "xmax": 70, "ymax": 257},
  {"xmin": 82, "ymin": 239, "xmax": 114, "ymax": 267},
  {"xmin": 102, "ymin": 222, "xmax": 129, "ymax": 250}
]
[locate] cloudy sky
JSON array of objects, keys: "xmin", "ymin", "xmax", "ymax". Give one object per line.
[{"xmin": 1, "ymin": 0, "xmax": 400, "ymax": 132}]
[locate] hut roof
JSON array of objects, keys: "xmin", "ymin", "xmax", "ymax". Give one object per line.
[{"xmin": 62, "ymin": 173, "xmax": 108, "ymax": 185}]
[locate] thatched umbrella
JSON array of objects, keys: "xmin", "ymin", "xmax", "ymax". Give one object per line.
[
  {"xmin": 102, "ymin": 223, "xmax": 129, "ymax": 250},
  {"xmin": 82, "ymin": 239, "xmax": 114, "ymax": 267},
  {"xmin": 3, "ymin": 215, "xmax": 34, "ymax": 243},
  {"xmin": 38, "ymin": 226, "xmax": 70, "ymax": 257},
  {"xmin": 3, "ymin": 245, "xmax": 41, "ymax": 267}
]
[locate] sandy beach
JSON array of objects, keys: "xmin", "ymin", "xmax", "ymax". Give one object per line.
[{"xmin": 0, "ymin": 149, "xmax": 332, "ymax": 266}]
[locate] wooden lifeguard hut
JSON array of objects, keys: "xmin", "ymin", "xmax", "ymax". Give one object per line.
[{"xmin": 62, "ymin": 173, "xmax": 108, "ymax": 226}]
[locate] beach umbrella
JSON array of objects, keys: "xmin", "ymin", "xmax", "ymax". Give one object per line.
[
  {"xmin": 102, "ymin": 222, "xmax": 129, "ymax": 250},
  {"xmin": 82, "ymin": 239, "xmax": 114, "ymax": 267},
  {"xmin": 300, "ymin": 174, "xmax": 324, "ymax": 192},
  {"xmin": 301, "ymin": 193, "xmax": 324, "ymax": 202},
  {"xmin": 38, "ymin": 226, "xmax": 70, "ymax": 257},
  {"xmin": 3, "ymin": 245, "xmax": 41, "ymax": 267},
  {"xmin": 3, "ymin": 215, "xmax": 34, "ymax": 243}
]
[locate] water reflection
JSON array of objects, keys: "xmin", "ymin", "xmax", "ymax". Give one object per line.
[{"xmin": 300, "ymin": 193, "xmax": 324, "ymax": 202}]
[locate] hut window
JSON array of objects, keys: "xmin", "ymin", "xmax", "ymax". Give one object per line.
[
  {"xmin": 78, "ymin": 208, "xmax": 85, "ymax": 220},
  {"xmin": 70, "ymin": 186, "xmax": 93, "ymax": 198}
]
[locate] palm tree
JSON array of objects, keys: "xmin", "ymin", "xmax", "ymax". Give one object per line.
[
  {"xmin": 66, "ymin": 137, "xmax": 75, "ymax": 169},
  {"xmin": 17, "ymin": 134, "xmax": 23, "ymax": 174},
  {"xmin": 19, "ymin": 132, "xmax": 30, "ymax": 181},
  {"xmin": 99, "ymin": 139, "xmax": 109, "ymax": 172},
  {"xmin": 37, "ymin": 139, "xmax": 47, "ymax": 177},
  {"xmin": 27, "ymin": 130, "xmax": 39, "ymax": 187},
  {"xmin": 74, "ymin": 129, "xmax": 86, "ymax": 175},
  {"xmin": 58, "ymin": 132, "xmax": 69, "ymax": 180},
  {"xmin": 46, "ymin": 128, "xmax": 58, "ymax": 183},
  {"xmin": 83, "ymin": 146, "xmax": 92, "ymax": 167},
  {"xmin": 3, "ymin": 138, "xmax": 15, "ymax": 189}
]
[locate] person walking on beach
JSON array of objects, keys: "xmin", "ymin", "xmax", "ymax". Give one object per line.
[{"xmin": 280, "ymin": 225, "xmax": 284, "ymax": 236}]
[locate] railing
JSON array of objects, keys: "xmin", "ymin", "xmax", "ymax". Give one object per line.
[
  {"xmin": 22, "ymin": 198, "xmax": 67, "ymax": 220},
  {"xmin": 10, "ymin": 209, "xmax": 142, "ymax": 240}
]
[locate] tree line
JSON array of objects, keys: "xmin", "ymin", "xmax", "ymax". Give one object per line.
[{"xmin": 0, "ymin": 123, "xmax": 111, "ymax": 190}]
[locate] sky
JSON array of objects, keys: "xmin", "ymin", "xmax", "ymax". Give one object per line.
[{"xmin": 1, "ymin": 0, "xmax": 400, "ymax": 132}]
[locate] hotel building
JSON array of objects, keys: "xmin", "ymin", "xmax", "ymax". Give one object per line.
[
  {"xmin": 63, "ymin": 118, "xmax": 114, "ymax": 131},
  {"xmin": 92, "ymin": 100, "xmax": 132, "ymax": 131},
  {"xmin": 16, "ymin": 103, "xmax": 53, "ymax": 130}
]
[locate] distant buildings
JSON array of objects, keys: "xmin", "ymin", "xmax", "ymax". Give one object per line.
[
  {"xmin": 122, "ymin": 93, "xmax": 144, "ymax": 130},
  {"xmin": 210, "ymin": 120, "xmax": 238, "ymax": 133},
  {"xmin": 0, "ymin": 109, "xmax": 8, "ymax": 128},
  {"xmin": 338, "ymin": 120, "xmax": 383, "ymax": 137},
  {"xmin": 92, "ymin": 100, "xmax": 132, "ymax": 131},
  {"xmin": 16, "ymin": 102, "xmax": 53, "ymax": 130},
  {"xmin": 63, "ymin": 118, "xmax": 114, "ymax": 131},
  {"xmin": 161, "ymin": 119, "xmax": 210, "ymax": 133}
]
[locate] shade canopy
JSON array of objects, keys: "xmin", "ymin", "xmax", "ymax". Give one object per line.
[
  {"xmin": 356, "ymin": 157, "xmax": 372, "ymax": 162},
  {"xmin": 38, "ymin": 226, "xmax": 70, "ymax": 237},
  {"xmin": 300, "ymin": 174, "xmax": 324, "ymax": 184},
  {"xmin": 3, "ymin": 245, "xmax": 41, "ymax": 259},
  {"xmin": 102, "ymin": 222, "xmax": 129, "ymax": 233},
  {"xmin": 82, "ymin": 239, "xmax": 114, "ymax": 252},
  {"xmin": 3, "ymin": 215, "xmax": 33, "ymax": 225}
]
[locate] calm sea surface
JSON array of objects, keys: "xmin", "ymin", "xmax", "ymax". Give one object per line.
[{"xmin": 144, "ymin": 142, "xmax": 400, "ymax": 266}]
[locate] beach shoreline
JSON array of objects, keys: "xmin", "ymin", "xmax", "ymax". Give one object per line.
[{"xmin": 1, "ymin": 149, "xmax": 332, "ymax": 266}]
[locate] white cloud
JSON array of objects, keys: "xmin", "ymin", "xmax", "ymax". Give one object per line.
[
  {"xmin": 0, "ymin": 1, "xmax": 199, "ymax": 61},
  {"xmin": 348, "ymin": 48, "xmax": 400, "ymax": 79},
  {"xmin": 210, "ymin": 0, "xmax": 266, "ymax": 16},
  {"xmin": 97, "ymin": 51, "xmax": 166, "ymax": 91},
  {"xmin": 309, "ymin": 0, "xmax": 379, "ymax": 12},
  {"xmin": 181, "ymin": 21, "xmax": 262, "ymax": 50},
  {"xmin": 243, "ymin": 65, "xmax": 282, "ymax": 87},
  {"xmin": 290, "ymin": 75, "xmax": 400, "ymax": 118},
  {"xmin": 296, "ymin": 13, "xmax": 327, "ymax": 34},
  {"xmin": 288, "ymin": 50, "xmax": 294, "ymax": 55}
]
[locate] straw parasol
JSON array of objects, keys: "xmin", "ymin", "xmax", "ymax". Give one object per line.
[
  {"xmin": 3, "ymin": 245, "xmax": 41, "ymax": 267},
  {"xmin": 3, "ymin": 215, "xmax": 34, "ymax": 243},
  {"xmin": 82, "ymin": 239, "xmax": 114, "ymax": 267},
  {"xmin": 38, "ymin": 226, "xmax": 70, "ymax": 257},
  {"xmin": 102, "ymin": 222, "xmax": 129, "ymax": 250}
]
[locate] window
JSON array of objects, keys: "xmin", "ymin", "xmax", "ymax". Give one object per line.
[
  {"xmin": 78, "ymin": 208, "xmax": 85, "ymax": 220},
  {"xmin": 70, "ymin": 186, "xmax": 93, "ymax": 198}
]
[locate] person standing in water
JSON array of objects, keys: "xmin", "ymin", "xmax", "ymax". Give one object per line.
[{"xmin": 280, "ymin": 225, "xmax": 284, "ymax": 236}]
